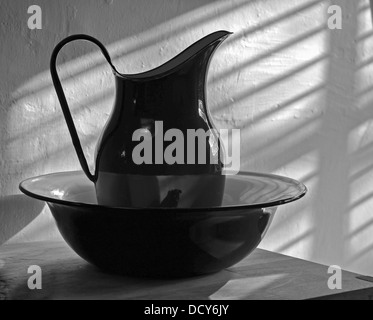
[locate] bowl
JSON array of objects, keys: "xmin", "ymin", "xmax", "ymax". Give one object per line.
[{"xmin": 19, "ymin": 171, "xmax": 306, "ymax": 277}]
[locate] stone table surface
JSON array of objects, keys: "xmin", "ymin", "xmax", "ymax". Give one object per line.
[{"xmin": 0, "ymin": 241, "xmax": 372, "ymax": 300}]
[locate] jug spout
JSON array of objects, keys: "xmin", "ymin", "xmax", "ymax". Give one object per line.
[{"xmin": 117, "ymin": 30, "xmax": 233, "ymax": 79}]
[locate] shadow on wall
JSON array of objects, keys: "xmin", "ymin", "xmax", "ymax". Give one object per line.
[
  {"xmin": 256, "ymin": 0, "xmax": 373, "ymax": 276},
  {"xmin": 1, "ymin": 0, "xmax": 373, "ymax": 277}
]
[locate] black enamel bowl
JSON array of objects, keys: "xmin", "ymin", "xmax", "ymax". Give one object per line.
[{"xmin": 20, "ymin": 171, "xmax": 306, "ymax": 278}]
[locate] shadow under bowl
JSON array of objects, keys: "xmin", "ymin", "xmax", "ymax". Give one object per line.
[{"xmin": 20, "ymin": 171, "xmax": 306, "ymax": 278}]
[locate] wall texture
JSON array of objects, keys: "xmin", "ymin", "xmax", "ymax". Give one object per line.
[{"xmin": 1, "ymin": 0, "xmax": 373, "ymax": 276}]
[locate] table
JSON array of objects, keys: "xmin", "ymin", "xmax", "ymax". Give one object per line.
[{"xmin": 0, "ymin": 241, "xmax": 372, "ymax": 300}]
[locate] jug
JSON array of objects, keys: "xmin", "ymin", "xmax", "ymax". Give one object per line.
[{"xmin": 50, "ymin": 31, "xmax": 232, "ymax": 208}]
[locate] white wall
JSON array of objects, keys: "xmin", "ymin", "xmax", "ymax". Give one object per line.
[{"xmin": 1, "ymin": 0, "xmax": 373, "ymax": 277}]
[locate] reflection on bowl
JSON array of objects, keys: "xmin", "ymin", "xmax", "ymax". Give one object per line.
[{"xmin": 20, "ymin": 171, "xmax": 306, "ymax": 278}]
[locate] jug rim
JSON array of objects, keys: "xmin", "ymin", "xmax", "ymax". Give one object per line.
[{"xmin": 113, "ymin": 30, "xmax": 233, "ymax": 80}]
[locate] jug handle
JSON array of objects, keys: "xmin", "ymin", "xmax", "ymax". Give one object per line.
[{"xmin": 50, "ymin": 35, "xmax": 117, "ymax": 182}]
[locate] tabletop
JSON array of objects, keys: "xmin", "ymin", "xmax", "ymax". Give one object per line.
[{"xmin": 0, "ymin": 241, "xmax": 372, "ymax": 300}]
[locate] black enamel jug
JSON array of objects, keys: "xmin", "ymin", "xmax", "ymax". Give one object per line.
[{"xmin": 50, "ymin": 31, "xmax": 232, "ymax": 208}]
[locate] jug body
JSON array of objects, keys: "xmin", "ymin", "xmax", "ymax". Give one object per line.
[
  {"xmin": 95, "ymin": 67, "xmax": 225, "ymax": 208},
  {"xmin": 51, "ymin": 31, "xmax": 232, "ymax": 208}
]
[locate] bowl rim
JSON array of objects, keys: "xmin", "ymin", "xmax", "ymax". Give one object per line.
[{"xmin": 19, "ymin": 170, "xmax": 307, "ymax": 212}]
